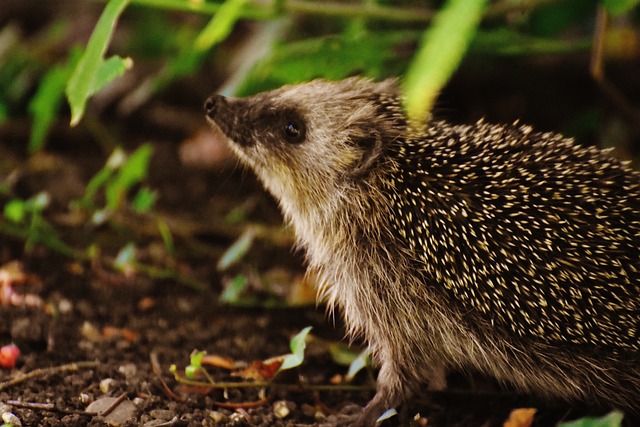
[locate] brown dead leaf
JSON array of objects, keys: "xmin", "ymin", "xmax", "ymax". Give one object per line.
[
  {"xmin": 503, "ymin": 407, "xmax": 537, "ymax": 427},
  {"xmin": 0, "ymin": 261, "xmax": 43, "ymax": 308},
  {"xmin": 103, "ymin": 326, "xmax": 140, "ymax": 342},
  {"xmin": 201, "ymin": 354, "xmax": 236, "ymax": 370},
  {"xmin": 137, "ymin": 296, "xmax": 156, "ymax": 311},
  {"xmin": 234, "ymin": 359, "xmax": 283, "ymax": 381}
]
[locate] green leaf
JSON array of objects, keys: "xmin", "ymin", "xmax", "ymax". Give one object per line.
[
  {"xmin": 131, "ymin": 187, "xmax": 157, "ymax": 213},
  {"xmin": 66, "ymin": 0, "xmax": 131, "ymax": 126},
  {"xmin": 95, "ymin": 55, "xmax": 133, "ymax": 95},
  {"xmin": 558, "ymin": 411, "xmax": 624, "ymax": 427},
  {"xmin": 217, "ymin": 228, "xmax": 255, "ymax": 271},
  {"xmin": 237, "ymin": 29, "xmax": 420, "ymax": 96},
  {"xmin": 345, "ymin": 349, "xmax": 370, "ymax": 382},
  {"xmin": 3, "ymin": 199, "xmax": 26, "ymax": 223},
  {"xmin": 219, "ymin": 274, "xmax": 249, "ymax": 303},
  {"xmin": 28, "ymin": 48, "xmax": 81, "ymax": 153},
  {"xmin": 82, "ymin": 166, "xmax": 115, "ymax": 207},
  {"xmin": 184, "ymin": 365, "xmax": 199, "ymax": 378},
  {"xmin": 156, "ymin": 217, "xmax": 175, "ymax": 255},
  {"xmin": 602, "ymin": 0, "xmax": 640, "ymax": 15},
  {"xmin": 114, "ymin": 243, "xmax": 136, "ymax": 272},
  {"xmin": 106, "ymin": 144, "xmax": 153, "ymax": 211},
  {"xmin": 279, "ymin": 326, "xmax": 312, "ymax": 371},
  {"xmin": 29, "ymin": 67, "xmax": 70, "ymax": 152},
  {"xmin": 115, "ymin": 144, "xmax": 153, "ymax": 190},
  {"xmin": 189, "ymin": 350, "xmax": 205, "ymax": 368},
  {"xmin": 327, "ymin": 342, "xmax": 361, "ymax": 366},
  {"xmin": 403, "ymin": 0, "xmax": 488, "ymax": 127}
]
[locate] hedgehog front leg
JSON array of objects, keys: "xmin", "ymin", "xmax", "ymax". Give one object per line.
[
  {"xmin": 351, "ymin": 356, "xmax": 447, "ymax": 426},
  {"xmin": 351, "ymin": 361, "xmax": 407, "ymax": 427}
]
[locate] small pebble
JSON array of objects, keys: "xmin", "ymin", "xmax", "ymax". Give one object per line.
[
  {"xmin": 2, "ymin": 411, "xmax": 22, "ymax": 426},
  {"xmin": 273, "ymin": 400, "xmax": 293, "ymax": 419},
  {"xmin": 149, "ymin": 409, "xmax": 175, "ymax": 420},
  {"xmin": 229, "ymin": 412, "xmax": 245, "ymax": 424},
  {"xmin": 100, "ymin": 377, "xmax": 118, "ymax": 393},
  {"xmin": 209, "ymin": 411, "xmax": 225, "ymax": 422},
  {"xmin": 118, "ymin": 363, "xmax": 137, "ymax": 378},
  {"xmin": 86, "ymin": 396, "xmax": 137, "ymax": 426},
  {"xmin": 58, "ymin": 298, "xmax": 73, "ymax": 314}
]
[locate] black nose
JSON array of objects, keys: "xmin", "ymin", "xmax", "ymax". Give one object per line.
[{"xmin": 204, "ymin": 95, "xmax": 225, "ymax": 117}]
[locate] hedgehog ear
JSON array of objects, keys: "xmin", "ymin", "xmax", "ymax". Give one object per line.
[{"xmin": 350, "ymin": 129, "xmax": 384, "ymax": 178}]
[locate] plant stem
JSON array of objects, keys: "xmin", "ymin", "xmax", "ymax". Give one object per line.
[
  {"xmin": 127, "ymin": 0, "xmax": 567, "ymax": 23},
  {"xmin": 126, "ymin": 0, "xmax": 434, "ymax": 22}
]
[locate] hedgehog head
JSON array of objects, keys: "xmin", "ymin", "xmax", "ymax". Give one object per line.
[{"xmin": 205, "ymin": 77, "xmax": 405, "ymax": 221}]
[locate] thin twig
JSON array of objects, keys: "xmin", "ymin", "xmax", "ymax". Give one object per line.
[
  {"xmin": 98, "ymin": 392, "xmax": 128, "ymax": 417},
  {"xmin": 212, "ymin": 396, "xmax": 270, "ymax": 409},
  {"xmin": 150, "ymin": 352, "xmax": 186, "ymax": 402},
  {"xmin": 172, "ymin": 371, "xmax": 372, "ymax": 392},
  {"xmin": 0, "ymin": 361, "xmax": 100, "ymax": 392},
  {"xmin": 6, "ymin": 401, "xmax": 55, "ymax": 410},
  {"xmin": 5, "ymin": 400, "xmax": 94, "ymax": 415}
]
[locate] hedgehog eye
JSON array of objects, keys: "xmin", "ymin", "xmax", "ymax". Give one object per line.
[{"xmin": 283, "ymin": 120, "xmax": 305, "ymax": 143}]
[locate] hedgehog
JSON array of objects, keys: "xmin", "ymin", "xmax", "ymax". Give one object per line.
[{"xmin": 204, "ymin": 77, "xmax": 640, "ymax": 426}]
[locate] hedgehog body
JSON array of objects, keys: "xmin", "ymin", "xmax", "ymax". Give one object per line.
[{"xmin": 204, "ymin": 77, "xmax": 640, "ymax": 426}]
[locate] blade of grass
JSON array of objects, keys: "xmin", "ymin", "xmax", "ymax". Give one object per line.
[{"xmin": 403, "ymin": 0, "xmax": 488, "ymax": 127}]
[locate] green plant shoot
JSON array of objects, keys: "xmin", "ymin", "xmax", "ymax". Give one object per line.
[
  {"xmin": 185, "ymin": 350, "xmax": 206, "ymax": 379},
  {"xmin": 279, "ymin": 326, "xmax": 312, "ymax": 371}
]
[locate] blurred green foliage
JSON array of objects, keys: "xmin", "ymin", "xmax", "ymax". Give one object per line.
[
  {"xmin": 558, "ymin": 411, "xmax": 624, "ymax": 427},
  {"xmin": 2, "ymin": 0, "xmax": 635, "ymax": 151},
  {"xmin": 74, "ymin": 143, "xmax": 155, "ymax": 222}
]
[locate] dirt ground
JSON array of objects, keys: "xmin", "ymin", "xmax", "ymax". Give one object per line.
[{"xmin": 2, "ymin": 3, "xmax": 640, "ymax": 427}]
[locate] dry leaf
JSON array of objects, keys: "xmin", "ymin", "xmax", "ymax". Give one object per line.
[{"xmin": 503, "ymin": 407, "xmax": 537, "ymax": 427}]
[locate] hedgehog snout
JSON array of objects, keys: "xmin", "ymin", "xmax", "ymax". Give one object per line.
[{"xmin": 204, "ymin": 94, "xmax": 226, "ymax": 118}]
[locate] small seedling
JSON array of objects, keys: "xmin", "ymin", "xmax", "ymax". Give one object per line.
[
  {"xmin": 74, "ymin": 144, "xmax": 156, "ymax": 222},
  {"xmin": 278, "ymin": 326, "xmax": 312, "ymax": 372},
  {"xmin": 2, "ymin": 192, "xmax": 73, "ymax": 256}
]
